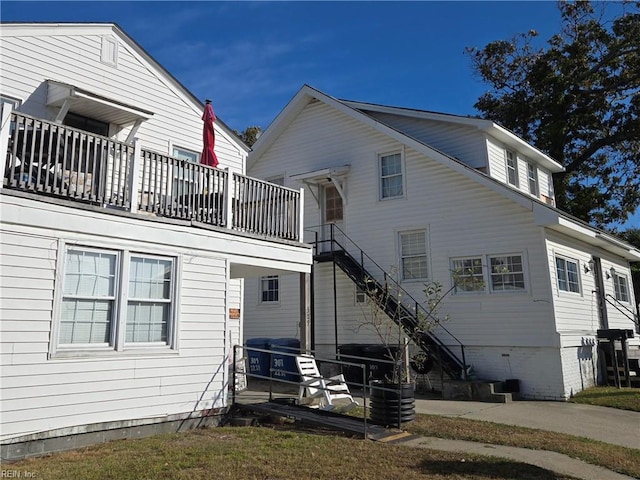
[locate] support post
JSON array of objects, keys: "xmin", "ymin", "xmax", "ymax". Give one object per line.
[
  {"xmin": 0, "ymin": 102, "xmax": 14, "ymax": 190},
  {"xmin": 299, "ymin": 272, "xmax": 311, "ymax": 353},
  {"xmin": 128, "ymin": 138, "xmax": 141, "ymax": 213},
  {"xmin": 224, "ymin": 168, "xmax": 233, "ymax": 229},
  {"xmin": 298, "ymin": 187, "xmax": 304, "ymax": 242}
]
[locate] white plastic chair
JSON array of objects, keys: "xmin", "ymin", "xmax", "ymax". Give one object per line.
[{"xmin": 295, "ymin": 354, "xmax": 359, "ymax": 412}]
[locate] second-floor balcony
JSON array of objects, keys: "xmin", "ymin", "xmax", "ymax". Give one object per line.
[{"xmin": 1, "ymin": 109, "xmax": 303, "ymax": 243}]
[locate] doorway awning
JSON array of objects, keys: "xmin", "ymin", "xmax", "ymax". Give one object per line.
[
  {"xmin": 290, "ymin": 165, "xmax": 350, "ymax": 206},
  {"xmin": 46, "ymin": 80, "xmax": 154, "ymax": 140},
  {"xmin": 290, "ymin": 165, "xmax": 350, "ymax": 183}
]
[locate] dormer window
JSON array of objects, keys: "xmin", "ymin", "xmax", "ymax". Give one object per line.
[
  {"xmin": 527, "ymin": 162, "xmax": 539, "ymax": 197},
  {"xmin": 505, "ymin": 150, "xmax": 518, "ymax": 187}
]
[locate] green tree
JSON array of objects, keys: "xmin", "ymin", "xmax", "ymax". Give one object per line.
[
  {"xmin": 234, "ymin": 126, "xmax": 262, "ymax": 148},
  {"xmin": 466, "ymin": 1, "xmax": 640, "ymax": 228},
  {"xmin": 619, "ymin": 228, "xmax": 640, "ymax": 311}
]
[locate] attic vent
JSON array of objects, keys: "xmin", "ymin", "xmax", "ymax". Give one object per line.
[{"xmin": 101, "ymin": 36, "xmax": 118, "ymax": 67}]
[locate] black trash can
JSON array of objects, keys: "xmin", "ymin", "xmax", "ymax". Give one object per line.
[
  {"xmin": 362, "ymin": 344, "xmax": 400, "ymax": 382},
  {"xmin": 369, "ymin": 380, "xmax": 415, "ymax": 427},
  {"xmin": 503, "ymin": 379, "xmax": 520, "ymax": 393},
  {"xmin": 338, "ymin": 343, "xmax": 368, "ymax": 386}
]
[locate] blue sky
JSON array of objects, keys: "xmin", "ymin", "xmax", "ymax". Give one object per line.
[
  {"xmin": 2, "ymin": 1, "xmax": 566, "ymax": 131},
  {"xmin": 2, "ymin": 1, "xmax": 637, "ymax": 228}
]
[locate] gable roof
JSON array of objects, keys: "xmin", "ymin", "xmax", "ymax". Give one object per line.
[
  {"xmin": 0, "ymin": 22, "xmax": 250, "ymax": 153},
  {"xmin": 250, "ymin": 84, "xmax": 640, "ymax": 261},
  {"xmin": 341, "ymin": 100, "xmax": 564, "ymax": 173}
]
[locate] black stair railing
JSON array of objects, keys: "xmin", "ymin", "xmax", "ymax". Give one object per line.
[
  {"xmin": 310, "ymin": 223, "xmax": 466, "ymax": 379},
  {"xmin": 605, "ymin": 294, "xmax": 640, "ymax": 334}
]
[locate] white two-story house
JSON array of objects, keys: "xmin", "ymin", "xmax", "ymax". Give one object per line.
[
  {"xmin": 0, "ymin": 23, "xmax": 312, "ymax": 460},
  {"xmin": 244, "ymin": 85, "xmax": 639, "ymax": 401}
]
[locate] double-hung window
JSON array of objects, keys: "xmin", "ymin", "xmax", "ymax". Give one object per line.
[
  {"xmin": 555, "ymin": 256, "xmax": 580, "ymax": 294},
  {"xmin": 505, "ymin": 150, "xmax": 519, "ymax": 187},
  {"xmin": 379, "ymin": 152, "xmax": 404, "ymax": 199},
  {"xmin": 57, "ymin": 246, "xmax": 176, "ymax": 353},
  {"xmin": 261, "ymin": 275, "xmax": 279, "ymax": 303},
  {"xmin": 451, "ymin": 257, "xmax": 485, "ymax": 292},
  {"xmin": 60, "ymin": 248, "xmax": 117, "ymax": 345},
  {"xmin": 127, "ymin": 256, "xmax": 174, "ymax": 343},
  {"xmin": 400, "ymin": 230, "xmax": 428, "ymax": 281},
  {"xmin": 489, "ymin": 255, "xmax": 525, "ymax": 291},
  {"xmin": 449, "ymin": 253, "xmax": 527, "ymax": 294},
  {"xmin": 613, "ymin": 272, "xmax": 630, "ymax": 303}
]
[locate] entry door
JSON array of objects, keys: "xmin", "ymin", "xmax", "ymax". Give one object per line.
[
  {"xmin": 592, "ymin": 256, "xmax": 609, "ymax": 330},
  {"xmin": 320, "ymin": 183, "xmax": 344, "ymax": 252}
]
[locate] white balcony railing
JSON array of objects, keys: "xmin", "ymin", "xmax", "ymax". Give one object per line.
[{"xmin": 1, "ymin": 108, "xmax": 303, "ymax": 242}]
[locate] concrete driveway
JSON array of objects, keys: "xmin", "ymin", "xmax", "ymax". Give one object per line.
[{"xmin": 413, "ymin": 398, "xmax": 640, "ymax": 449}]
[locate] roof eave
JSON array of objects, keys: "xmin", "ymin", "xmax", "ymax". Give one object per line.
[{"xmin": 534, "ymin": 204, "xmax": 640, "ymax": 261}]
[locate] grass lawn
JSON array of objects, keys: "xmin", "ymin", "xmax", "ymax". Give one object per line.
[
  {"xmin": 5, "ymin": 425, "xmax": 577, "ymax": 480},
  {"xmin": 6, "ymin": 410, "xmax": 640, "ymax": 480},
  {"xmin": 569, "ymin": 386, "xmax": 640, "ymax": 411}
]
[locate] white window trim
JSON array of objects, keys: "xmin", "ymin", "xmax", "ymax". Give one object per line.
[
  {"xmin": 355, "ymin": 285, "xmax": 369, "ymax": 305},
  {"xmin": 612, "ymin": 271, "xmax": 630, "ymax": 303},
  {"xmin": 378, "ymin": 148, "xmax": 406, "ymax": 201},
  {"xmin": 449, "ymin": 253, "xmax": 529, "ymax": 295},
  {"xmin": 49, "ymin": 241, "xmax": 180, "ymax": 359},
  {"xmin": 100, "ymin": 35, "xmax": 119, "ymax": 67},
  {"xmin": 172, "ymin": 145, "xmax": 200, "ymax": 163},
  {"xmin": 450, "ymin": 256, "xmax": 486, "ymax": 294},
  {"xmin": 1, "ymin": 94, "xmax": 22, "ymax": 111},
  {"xmin": 505, "ymin": 149, "xmax": 519, "ymax": 187},
  {"xmin": 398, "ymin": 228, "xmax": 429, "ymax": 282},
  {"xmin": 259, "ymin": 275, "xmax": 280, "ymax": 305},
  {"xmin": 554, "ymin": 254, "xmax": 582, "ymax": 296},
  {"xmin": 488, "ymin": 253, "xmax": 527, "ymax": 293},
  {"xmin": 527, "ymin": 161, "xmax": 539, "ymax": 197}
]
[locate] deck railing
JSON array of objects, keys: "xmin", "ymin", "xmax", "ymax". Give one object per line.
[
  {"xmin": 1, "ymin": 108, "xmax": 303, "ymax": 242},
  {"xmin": 1, "ymin": 111, "xmax": 133, "ymax": 208}
]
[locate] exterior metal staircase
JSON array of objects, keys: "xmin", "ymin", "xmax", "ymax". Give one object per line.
[
  {"xmin": 598, "ymin": 296, "xmax": 640, "ymax": 388},
  {"xmin": 311, "ymin": 224, "xmax": 466, "ymax": 380}
]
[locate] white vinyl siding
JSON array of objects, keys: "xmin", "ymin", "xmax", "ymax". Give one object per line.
[
  {"xmin": 0, "ymin": 26, "xmax": 246, "ymax": 172},
  {"xmin": 379, "ymin": 152, "xmax": 404, "ymax": 199},
  {"xmin": 400, "ymin": 230, "xmax": 427, "ymax": 281},
  {"xmin": 555, "ymin": 256, "xmax": 580, "ymax": 294},
  {"xmin": 266, "ymin": 174, "xmax": 285, "ymax": 186}
]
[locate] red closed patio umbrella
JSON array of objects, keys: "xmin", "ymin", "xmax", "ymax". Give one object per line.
[{"xmin": 201, "ymin": 99, "xmax": 219, "ymax": 168}]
